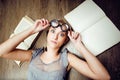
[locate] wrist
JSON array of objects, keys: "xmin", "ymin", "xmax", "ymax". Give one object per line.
[
  {"xmin": 76, "ymin": 43, "xmax": 86, "ymax": 53},
  {"xmin": 76, "ymin": 42, "xmax": 84, "ymax": 48},
  {"xmin": 27, "ymin": 26, "xmax": 38, "ymax": 35},
  {"xmin": 27, "ymin": 27, "xmax": 35, "ymax": 35},
  {"xmin": 29, "ymin": 26, "xmax": 43, "ymax": 34}
]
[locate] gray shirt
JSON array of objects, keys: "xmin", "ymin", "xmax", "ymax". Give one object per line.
[{"xmin": 28, "ymin": 48, "xmax": 68, "ymax": 80}]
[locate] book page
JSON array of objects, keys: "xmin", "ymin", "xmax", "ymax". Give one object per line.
[
  {"xmin": 16, "ymin": 42, "xmax": 29, "ymax": 50},
  {"xmin": 14, "ymin": 16, "xmax": 39, "ymax": 48},
  {"xmin": 14, "ymin": 16, "xmax": 34, "ymax": 34},
  {"xmin": 81, "ymin": 17, "xmax": 120, "ymax": 55},
  {"xmin": 64, "ymin": 0, "xmax": 105, "ymax": 32},
  {"xmin": 24, "ymin": 33, "xmax": 38, "ymax": 47},
  {"xmin": 63, "ymin": 17, "xmax": 120, "ymax": 57}
]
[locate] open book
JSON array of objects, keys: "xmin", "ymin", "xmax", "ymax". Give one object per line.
[
  {"xmin": 63, "ymin": 0, "xmax": 120, "ymax": 57},
  {"xmin": 10, "ymin": 16, "xmax": 39, "ymax": 66}
]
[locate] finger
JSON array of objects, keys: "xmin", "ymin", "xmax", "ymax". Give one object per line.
[
  {"xmin": 71, "ymin": 32, "xmax": 75, "ymax": 39},
  {"xmin": 68, "ymin": 31, "xmax": 71, "ymax": 38},
  {"xmin": 70, "ymin": 27, "xmax": 72, "ymax": 35},
  {"xmin": 44, "ymin": 19, "xmax": 50, "ymax": 28},
  {"xmin": 42, "ymin": 19, "xmax": 49, "ymax": 26},
  {"xmin": 44, "ymin": 23, "xmax": 50, "ymax": 28},
  {"xmin": 68, "ymin": 31, "xmax": 73, "ymax": 40},
  {"xmin": 41, "ymin": 18, "xmax": 46, "ymax": 25},
  {"xmin": 35, "ymin": 20, "xmax": 41, "ymax": 27},
  {"xmin": 71, "ymin": 32, "xmax": 78, "ymax": 39},
  {"xmin": 74, "ymin": 32, "xmax": 79, "ymax": 39},
  {"xmin": 45, "ymin": 19, "xmax": 49, "ymax": 25}
]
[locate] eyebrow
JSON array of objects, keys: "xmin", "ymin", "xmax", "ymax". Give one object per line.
[{"xmin": 51, "ymin": 27, "xmax": 67, "ymax": 34}]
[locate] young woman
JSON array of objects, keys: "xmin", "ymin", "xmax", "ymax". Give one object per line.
[{"xmin": 0, "ymin": 18, "xmax": 110, "ymax": 80}]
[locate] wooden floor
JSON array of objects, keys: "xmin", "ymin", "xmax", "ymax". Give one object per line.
[{"xmin": 0, "ymin": 0, "xmax": 120, "ymax": 80}]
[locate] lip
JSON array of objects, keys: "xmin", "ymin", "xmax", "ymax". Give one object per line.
[{"xmin": 51, "ymin": 40, "xmax": 57, "ymax": 44}]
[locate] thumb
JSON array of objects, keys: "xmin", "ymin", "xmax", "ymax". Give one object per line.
[
  {"xmin": 44, "ymin": 23, "xmax": 50, "ymax": 29},
  {"xmin": 42, "ymin": 19, "xmax": 50, "ymax": 29},
  {"xmin": 68, "ymin": 31, "xmax": 71, "ymax": 38},
  {"xmin": 68, "ymin": 31, "xmax": 72, "ymax": 40}
]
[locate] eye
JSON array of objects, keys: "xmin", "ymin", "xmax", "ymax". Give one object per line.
[
  {"xmin": 60, "ymin": 33, "xmax": 65, "ymax": 37},
  {"xmin": 50, "ymin": 29, "xmax": 55, "ymax": 33}
]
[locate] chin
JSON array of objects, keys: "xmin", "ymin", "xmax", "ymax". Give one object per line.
[
  {"xmin": 48, "ymin": 43, "xmax": 60, "ymax": 49},
  {"xmin": 47, "ymin": 41, "xmax": 63, "ymax": 49},
  {"xmin": 50, "ymin": 45, "xmax": 59, "ymax": 49}
]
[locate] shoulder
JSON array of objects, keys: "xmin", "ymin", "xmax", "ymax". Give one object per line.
[
  {"xmin": 31, "ymin": 47, "xmax": 44, "ymax": 60},
  {"xmin": 60, "ymin": 48, "xmax": 69, "ymax": 67},
  {"xmin": 61, "ymin": 49, "xmax": 77, "ymax": 62},
  {"xmin": 67, "ymin": 52, "xmax": 76, "ymax": 62},
  {"xmin": 32, "ymin": 47, "xmax": 44, "ymax": 54},
  {"xmin": 67, "ymin": 51, "xmax": 83, "ymax": 66}
]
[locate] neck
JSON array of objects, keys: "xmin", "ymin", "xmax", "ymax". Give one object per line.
[{"xmin": 45, "ymin": 45, "xmax": 60, "ymax": 57}]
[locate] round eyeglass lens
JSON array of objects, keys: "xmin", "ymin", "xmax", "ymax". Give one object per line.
[
  {"xmin": 51, "ymin": 20, "xmax": 58, "ymax": 27},
  {"xmin": 61, "ymin": 24, "xmax": 69, "ymax": 31}
]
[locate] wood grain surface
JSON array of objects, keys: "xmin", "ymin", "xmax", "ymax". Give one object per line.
[{"xmin": 0, "ymin": 0, "xmax": 120, "ymax": 80}]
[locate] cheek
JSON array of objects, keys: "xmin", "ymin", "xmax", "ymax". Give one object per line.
[
  {"xmin": 58, "ymin": 36, "xmax": 67, "ymax": 44},
  {"xmin": 47, "ymin": 30, "xmax": 53, "ymax": 38}
]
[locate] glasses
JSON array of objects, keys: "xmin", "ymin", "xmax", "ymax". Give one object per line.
[{"xmin": 50, "ymin": 19, "xmax": 70, "ymax": 32}]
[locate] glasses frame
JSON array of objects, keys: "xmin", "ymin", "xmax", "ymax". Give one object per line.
[{"xmin": 50, "ymin": 19, "xmax": 70, "ymax": 32}]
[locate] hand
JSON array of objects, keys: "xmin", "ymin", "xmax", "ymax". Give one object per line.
[
  {"xmin": 68, "ymin": 31, "xmax": 83, "ymax": 49},
  {"xmin": 31, "ymin": 18, "xmax": 50, "ymax": 34}
]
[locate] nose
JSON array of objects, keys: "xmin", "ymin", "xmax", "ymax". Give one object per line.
[{"xmin": 53, "ymin": 34, "xmax": 58, "ymax": 40}]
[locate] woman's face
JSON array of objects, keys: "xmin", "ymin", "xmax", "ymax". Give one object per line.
[{"xmin": 47, "ymin": 26, "xmax": 68, "ymax": 49}]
